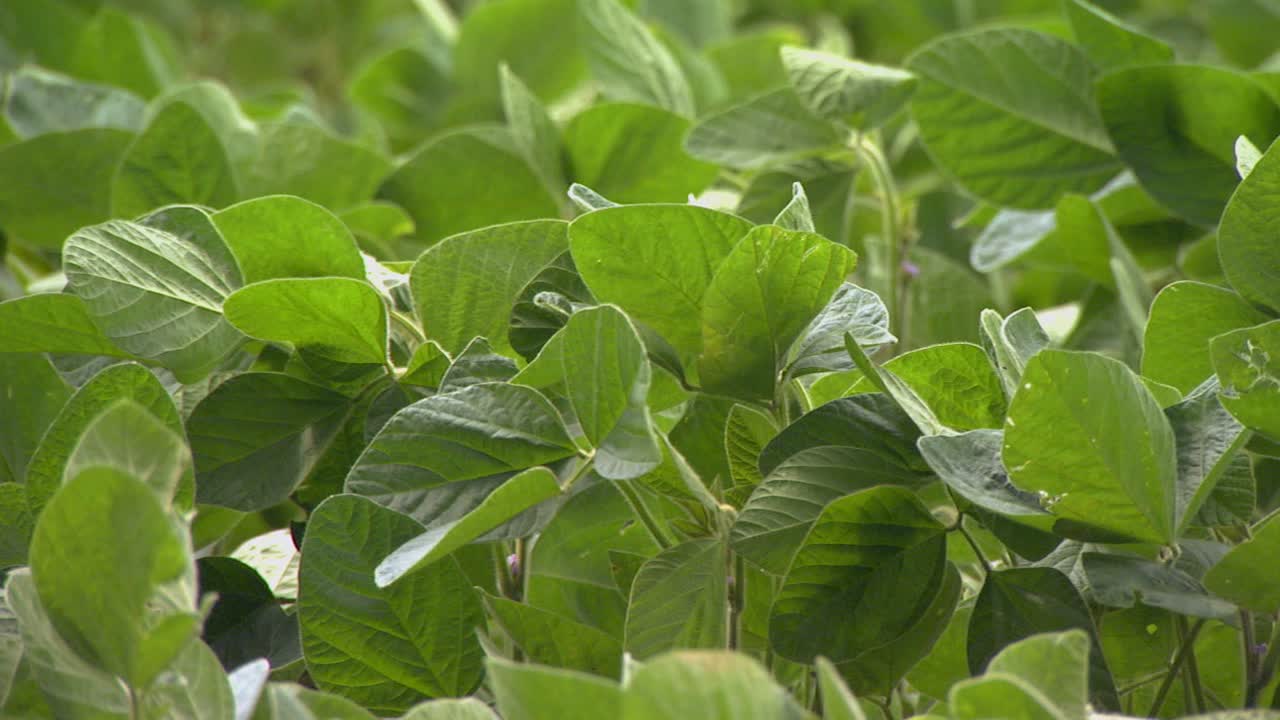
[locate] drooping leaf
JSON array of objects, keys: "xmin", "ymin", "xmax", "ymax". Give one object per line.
[
  {"xmin": 299, "ymin": 495, "xmax": 484, "ymax": 713},
  {"xmin": 411, "ymin": 220, "xmax": 568, "ymax": 357},
  {"xmin": 1219, "ymin": 137, "xmax": 1280, "ymax": 313},
  {"xmin": 769, "ymin": 486, "xmax": 947, "ymax": 664},
  {"xmin": 907, "ymin": 28, "xmax": 1119, "ymax": 209},
  {"xmin": 684, "ymin": 89, "xmax": 843, "ymax": 171},
  {"xmin": 111, "ymin": 100, "xmax": 238, "ymax": 218},
  {"xmin": 576, "ymin": 0, "xmax": 694, "ymax": 116},
  {"xmin": 1210, "ymin": 320, "xmax": 1280, "ymax": 439},
  {"xmin": 224, "ymin": 278, "xmax": 388, "ymax": 365},
  {"xmin": 918, "ymin": 430, "xmax": 1049, "ymax": 519},
  {"xmin": 212, "ymin": 195, "xmax": 365, "ymax": 284},
  {"xmin": 781, "ymin": 46, "xmax": 916, "ymax": 130},
  {"xmin": 625, "ymin": 538, "xmax": 727, "ymax": 659},
  {"xmin": 1143, "ymin": 281, "xmax": 1270, "ymax": 394},
  {"xmin": 1003, "ymin": 350, "xmax": 1178, "ymax": 544},
  {"xmin": 1082, "ymin": 552, "xmax": 1235, "ymax": 619}
]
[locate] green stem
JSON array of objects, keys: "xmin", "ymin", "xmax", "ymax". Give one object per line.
[
  {"xmin": 616, "ymin": 480, "xmax": 676, "ymax": 550},
  {"xmin": 560, "ymin": 453, "xmax": 596, "ymax": 492},
  {"xmin": 389, "ymin": 309, "xmax": 427, "ymax": 344},
  {"xmin": 729, "ymin": 553, "xmax": 746, "ymax": 650},
  {"xmin": 1148, "ymin": 618, "xmax": 1206, "ymax": 717},
  {"xmin": 1179, "ymin": 615, "xmax": 1206, "ymax": 713},
  {"xmin": 851, "ymin": 135, "xmax": 905, "ymax": 345},
  {"xmin": 954, "ymin": 516, "xmax": 992, "ymax": 576}
]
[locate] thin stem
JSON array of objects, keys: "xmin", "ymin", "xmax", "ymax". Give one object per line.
[
  {"xmin": 851, "ymin": 135, "xmax": 905, "ymax": 345},
  {"xmin": 616, "ymin": 480, "xmax": 676, "ymax": 550},
  {"xmin": 389, "ymin": 309, "xmax": 427, "ymax": 344},
  {"xmin": 1243, "ymin": 610, "xmax": 1259, "ymax": 707},
  {"xmin": 728, "ymin": 553, "xmax": 746, "ymax": 650},
  {"xmin": 1180, "ymin": 615, "xmax": 1206, "ymax": 713},
  {"xmin": 560, "ymin": 453, "xmax": 596, "ymax": 492},
  {"xmin": 1148, "ymin": 618, "xmax": 1207, "ymax": 717},
  {"xmin": 954, "ymin": 518, "xmax": 992, "ymax": 576}
]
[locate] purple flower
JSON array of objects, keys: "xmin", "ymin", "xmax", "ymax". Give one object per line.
[
  {"xmin": 507, "ymin": 553, "xmax": 521, "ymax": 580},
  {"xmin": 901, "ymin": 260, "xmax": 921, "ymax": 278}
]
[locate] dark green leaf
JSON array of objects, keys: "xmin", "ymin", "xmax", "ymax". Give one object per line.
[
  {"xmin": 482, "ymin": 593, "xmax": 622, "ymax": 678},
  {"xmin": 781, "ymin": 46, "xmax": 916, "ymax": 130},
  {"xmin": 1082, "ymin": 552, "xmax": 1235, "ymax": 619},
  {"xmin": 3, "ymin": 65, "xmax": 144, "ymax": 138},
  {"xmin": 1168, "ymin": 379, "xmax": 1251, "ymax": 533},
  {"xmin": 918, "ymin": 430, "xmax": 1049, "ymax": 519},
  {"xmin": 112, "ymin": 100, "xmax": 238, "ymax": 218},
  {"xmin": 1064, "ymin": 0, "xmax": 1174, "ymax": 70},
  {"xmin": 0, "ymin": 293, "xmax": 130, "ymax": 357},
  {"xmin": 1219, "ymin": 137, "xmax": 1280, "ymax": 313},
  {"xmin": 625, "ymin": 538, "xmax": 727, "ymax": 659},
  {"xmin": 198, "ymin": 556, "xmax": 301, "ymax": 671},
  {"xmin": 0, "ymin": 353, "xmax": 70, "ymax": 485},
  {"xmin": 684, "ymin": 89, "xmax": 843, "ymax": 171}
]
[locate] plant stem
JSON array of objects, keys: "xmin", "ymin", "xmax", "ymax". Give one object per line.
[
  {"xmin": 1148, "ymin": 618, "xmax": 1206, "ymax": 717},
  {"xmin": 616, "ymin": 480, "xmax": 676, "ymax": 550},
  {"xmin": 728, "ymin": 553, "xmax": 746, "ymax": 650},
  {"xmin": 852, "ymin": 135, "xmax": 906, "ymax": 346},
  {"xmin": 389, "ymin": 308, "xmax": 427, "ymax": 344},
  {"xmin": 954, "ymin": 517, "xmax": 992, "ymax": 576},
  {"xmin": 1179, "ymin": 615, "xmax": 1206, "ymax": 713},
  {"xmin": 560, "ymin": 453, "xmax": 596, "ymax": 492}
]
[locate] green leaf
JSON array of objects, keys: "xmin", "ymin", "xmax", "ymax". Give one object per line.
[
  {"xmin": 0, "ymin": 483, "xmax": 32, "ymax": 569},
  {"xmin": 411, "ymin": 220, "xmax": 568, "ymax": 357},
  {"xmin": 501, "ymin": 65, "xmax": 566, "ymax": 202},
  {"xmin": 769, "ymin": 486, "xmax": 947, "ymax": 664},
  {"xmin": 212, "ymin": 195, "xmax": 364, "ymax": 284},
  {"xmin": 452, "ymin": 0, "xmax": 585, "ymax": 106},
  {"xmin": 949, "ymin": 674, "xmax": 1063, "ymax": 720},
  {"xmin": 1082, "ymin": 552, "xmax": 1235, "ymax": 619},
  {"xmin": 376, "ymin": 467, "xmax": 561, "ymax": 586},
  {"xmin": 198, "ymin": 557, "xmax": 301, "ymax": 671},
  {"xmin": 1211, "ymin": 320, "xmax": 1280, "ymax": 439},
  {"xmin": 569, "ymin": 205, "xmax": 753, "ymax": 360},
  {"xmin": 0, "ymin": 293, "xmax": 130, "ymax": 356},
  {"xmin": 298, "ymin": 495, "xmax": 484, "ymax": 713},
  {"xmin": 225, "ymin": 278, "xmax": 388, "ymax": 365},
  {"xmin": 1003, "ymin": 350, "xmax": 1178, "ymax": 544},
  {"xmin": 845, "ymin": 343, "xmax": 1007, "ymax": 432},
  {"xmin": 481, "ymin": 593, "xmax": 622, "ymax": 678},
  {"xmin": 3, "ymin": 65, "xmax": 144, "ymax": 138},
  {"xmin": 64, "ymin": 209, "xmax": 245, "ymax": 380},
  {"xmin": 985, "ymin": 631, "xmax": 1089, "ymax": 720},
  {"xmin": 486, "ymin": 657, "xmax": 622, "ymax": 720},
  {"xmin": 1168, "ymin": 380, "xmax": 1251, "ymax": 533},
  {"xmin": 907, "ymin": 28, "xmax": 1118, "ymax": 209},
  {"xmin": 5, "ymin": 570, "xmax": 130, "ymax": 715},
  {"xmin": 759, "ymin": 393, "xmax": 928, "ymax": 478},
  {"xmin": 699, "ymin": 225, "xmax": 856, "ymax": 401},
  {"xmin": 781, "ymin": 46, "xmax": 916, "ymax": 130},
  {"xmin": 64, "ymin": 399, "xmax": 191, "ymax": 506},
  {"xmin": 349, "ymin": 47, "xmax": 451, "ymax": 154},
  {"xmin": 1204, "ymin": 512, "xmax": 1280, "ymax": 613},
  {"xmin": 968, "ymin": 567, "xmax": 1119, "ymax": 711},
  {"xmin": 439, "ymin": 338, "xmax": 519, "ymax": 393},
  {"xmin": 624, "ymin": 538, "xmax": 727, "ymax": 659},
  {"xmin": 67, "ymin": 7, "xmax": 175, "ymax": 98},
  {"xmin": 112, "ymin": 100, "xmax": 238, "ymax": 219},
  {"xmin": 565, "ymin": 103, "xmax": 716, "ymax": 204},
  {"xmin": 1143, "ymin": 281, "xmax": 1270, "ymax": 394},
  {"xmin": 622, "ymin": 651, "xmax": 806, "ymax": 720},
  {"xmin": 980, "ymin": 308, "xmax": 1050, "ymax": 400},
  {"xmin": 724, "ymin": 404, "xmax": 777, "ymax": 494},
  {"xmin": 785, "ymin": 283, "xmax": 894, "ymax": 378},
  {"xmin": 1064, "ymin": 0, "xmax": 1174, "ymax": 70},
  {"xmin": 143, "ymin": 639, "xmax": 236, "ymax": 720},
  {"xmin": 379, "ymin": 128, "xmax": 559, "ymax": 246},
  {"xmin": 25, "ymin": 362, "xmax": 183, "ymax": 515},
  {"xmin": 0, "ymin": 353, "xmax": 70, "ymax": 485},
  {"xmin": 844, "ymin": 336, "xmax": 950, "ymax": 437},
  {"xmin": 559, "ymin": 306, "xmax": 661, "ymax": 479},
  {"xmin": 30, "ymin": 467, "xmax": 194, "ymax": 686},
  {"xmin": 772, "ymin": 182, "xmax": 815, "ymax": 233},
  {"xmin": 1096, "ymin": 65, "xmax": 1280, "ymax": 226},
  {"xmin": 903, "ymin": 247, "xmax": 994, "ymax": 351},
  {"xmin": 816, "ymin": 657, "xmax": 868, "ymax": 720},
  {"xmin": 1219, "ymin": 138, "xmax": 1280, "ymax": 313},
  {"xmin": 906, "ymin": 602, "xmax": 973, "ymax": 702},
  {"xmin": 576, "ymin": 0, "xmax": 693, "ymax": 116},
  {"xmin": 401, "ymin": 699, "xmax": 500, "ymax": 720},
  {"xmin": 919, "ymin": 430, "xmax": 1049, "ymax": 519},
  {"xmin": 684, "ymin": 89, "xmax": 844, "ymax": 171},
  {"xmin": 245, "ymin": 121, "xmax": 391, "ymax": 212},
  {"xmin": 189, "ymin": 373, "xmax": 353, "ymax": 511},
  {"xmin": 344, "ymin": 383, "xmax": 577, "ymax": 527},
  {"xmin": 0, "ymin": 128, "xmax": 133, "ymax": 248}
]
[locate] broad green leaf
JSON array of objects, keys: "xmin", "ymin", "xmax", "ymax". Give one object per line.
[
  {"xmin": 968, "ymin": 567, "xmax": 1118, "ymax": 711},
  {"xmin": 737, "ymin": 159, "xmax": 857, "ymax": 245},
  {"xmin": 980, "ymin": 308, "xmax": 1050, "ymax": 400},
  {"xmin": 452, "ymin": 0, "xmax": 585, "ymax": 105},
  {"xmin": 3, "ymin": 65, "xmax": 145, "ymax": 138},
  {"xmin": 1064, "ymin": 0, "xmax": 1174, "ymax": 70},
  {"xmin": 64, "ymin": 210, "xmax": 244, "ymax": 380},
  {"xmin": 1237, "ymin": 135, "xmax": 1263, "ymax": 179},
  {"xmin": 918, "ymin": 430, "xmax": 1049, "ymax": 519},
  {"xmin": 759, "ymin": 393, "xmax": 928, "ymax": 478},
  {"xmin": 189, "ymin": 373, "xmax": 353, "ymax": 511},
  {"xmin": 486, "ymin": 657, "xmax": 622, "ymax": 720},
  {"xmin": 64, "ymin": 399, "xmax": 191, "ymax": 505},
  {"xmin": 559, "ymin": 306, "xmax": 661, "ymax": 479},
  {"xmin": 699, "ymin": 225, "xmax": 855, "ymax": 401},
  {"xmin": 244, "ymin": 121, "xmax": 391, "ymax": 212},
  {"xmin": 376, "ymin": 467, "xmax": 561, "ymax": 586},
  {"xmin": 769, "ymin": 486, "xmax": 947, "ymax": 664},
  {"xmin": 379, "ymin": 127, "xmax": 559, "ymax": 246},
  {"xmin": 411, "ymin": 220, "xmax": 568, "ymax": 357},
  {"xmin": 622, "ymin": 651, "xmax": 807, "ymax": 720},
  {"xmin": 1081, "ymin": 552, "xmax": 1235, "ymax": 619},
  {"xmin": 731, "ymin": 445, "xmax": 930, "ymax": 575},
  {"xmin": 772, "ymin": 182, "xmax": 815, "ymax": 233},
  {"xmin": 481, "ymin": 593, "xmax": 622, "ymax": 678},
  {"xmin": 625, "ymin": 538, "xmax": 727, "ymax": 659},
  {"xmin": 30, "ymin": 467, "xmax": 194, "ymax": 686},
  {"xmin": 970, "ymin": 209, "xmax": 1057, "ymax": 274},
  {"xmin": 1143, "ymin": 281, "xmax": 1269, "ymax": 394},
  {"xmin": 438, "ymin": 337, "xmax": 519, "ymax": 393},
  {"xmin": 577, "ymin": 0, "xmax": 693, "ymax": 116},
  {"xmin": 565, "ymin": 103, "xmax": 716, "ymax": 204},
  {"xmin": 5, "ymin": 570, "xmax": 130, "ymax": 716},
  {"xmin": 344, "ymin": 383, "xmax": 576, "ymax": 527},
  {"xmin": 949, "ymin": 674, "xmax": 1063, "ymax": 720},
  {"xmin": 974, "ymin": 194, "xmax": 1114, "ymax": 285},
  {"xmin": 508, "ymin": 251, "xmax": 595, "ymax": 361},
  {"xmin": 816, "ymin": 657, "xmax": 868, "ymax": 720},
  {"xmin": 0, "ymin": 128, "xmax": 133, "ymax": 248},
  {"xmin": 0, "ymin": 293, "xmax": 130, "ymax": 357},
  {"xmin": 905, "ymin": 602, "xmax": 973, "ymax": 702},
  {"xmin": 299, "ymin": 495, "xmax": 484, "ymax": 713},
  {"xmin": 225, "ymin": 278, "xmax": 388, "ymax": 365},
  {"xmin": 907, "ymin": 28, "xmax": 1118, "ymax": 209},
  {"xmin": 724, "ymin": 404, "xmax": 777, "ymax": 493},
  {"xmin": 706, "ymin": 28, "xmax": 802, "ymax": 102},
  {"xmin": 0, "ymin": 353, "xmax": 70, "ymax": 485},
  {"xmin": 569, "ymin": 205, "xmax": 753, "ymax": 360},
  {"xmin": 1003, "ymin": 350, "xmax": 1178, "ymax": 544},
  {"xmin": 781, "ymin": 46, "xmax": 916, "ymax": 130},
  {"xmin": 0, "ymin": 483, "xmax": 31, "ymax": 569},
  {"xmin": 1168, "ymin": 380, "xmax": 1251, "ymax": 532},
  {"xmin": 784, "ymin": 283, "xmax": 894, "ymax": 378},
  {"xmin": 198, "ymin": 557, "xmax": 301, "ymax": 671},
  {"xmin": 684, "ymin": 89, "xmax": 843, "ymax": 171},
  {"xmin": 111, "ymin": 100, "xmax": 238, "ymax": 218},
  {"xmin": 903, "ymin": 247, "xmax": 993, "ymax": 351},
  {"xmin": 844, "ymin": 343, "xmax": 1007, "ymax": 432},
  {"xmin": 1211, "ymin": 320, "xmax": 1280, "ymax": 439},
  {"xmin": 1204, "ymin": 512, "xmax": 1280, "ymax": 613},
  {"xmin": 1096, "ymin": 65, "xmax": 1280, "ymax": 226},
  {"xmin": 401, "ymin": 698, "xmax": 500, "ymax": 720},
  {"xmin": 1219, "ymin": 137, "xmax": 1280, "ymax": 313},
  {"xmin": 212, "ymin": 195, "xmax": 364, "ymax": 284},
  {"xmin": 67, "ymin": 7, "xmax": 175, "ymax": 98},
  {"xmin": 148, "ymin": 81, "xmax": 260, "ymax": 182},
  {"xmin": 143, "ymin": 639, "xmax": 235, "ymax": 720},
  {"xmin": 25, "ymin": 362, "xmax": 183, "ymax": 515},
  {"xmin": 501, "ymin": 65, "xmax": 566, "ymax": 202},
  {"xmin": 349, "ymin": 46, "xmax": 451, "ymax": 154},
  {"xmin": 985, "ymin": 631, "xmax": 1089, "ymax": 720}
]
